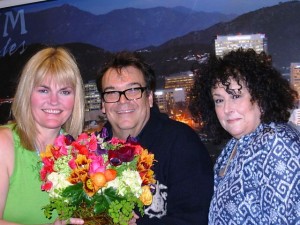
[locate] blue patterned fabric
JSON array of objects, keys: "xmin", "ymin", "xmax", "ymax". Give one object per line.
[{"xmin": 209, "ymin": 123, "xmax": 300, "ymax": 225}]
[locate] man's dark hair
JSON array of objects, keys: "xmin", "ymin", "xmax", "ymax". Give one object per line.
[{"xmin": 96, "ymin": 51, "xmax": 156, "ymax": 93}]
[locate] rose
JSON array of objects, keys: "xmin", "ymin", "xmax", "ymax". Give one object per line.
[{"xmin": 108, "ymin": 145, "xmax": 135, "ymax": 166}]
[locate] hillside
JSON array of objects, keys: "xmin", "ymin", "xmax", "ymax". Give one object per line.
[{"xmin": 152, "ymin": 1, "xmax": 300, "ymax": 70}]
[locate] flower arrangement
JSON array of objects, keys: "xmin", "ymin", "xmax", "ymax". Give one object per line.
[{"xmin": 40, "ymin": 128, "xmax": 156, "ymax": 225}]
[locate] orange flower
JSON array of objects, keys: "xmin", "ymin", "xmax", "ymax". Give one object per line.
[
  {"xmin": 104, "ymin": 169, "xmax": 117, "ymax": 181},
  {"xmin": 82, "ymin": 174, "xmax": 97, "ymax": 197},
  {"xmin": 75, "ymin": 154, "xmax": 91, "ymax": 169},
  {"xmin": 137, "ymin": 149, "xmax": 155, "ymax": 171},
  {"xmin": 68, "ymin": 168, "xmax": 88, "ymax": 184},
  {"xmin": 90, "ymin": 172, "xmax": 107, "ymax": 189},
  {"xmin": 139, "ymin": 169, "xmax": 156, "ymax": 185}
]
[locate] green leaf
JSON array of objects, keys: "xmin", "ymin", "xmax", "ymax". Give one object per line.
[
  {"xmin": 93, "ymin": 187, "xmax": 124, "ymax": 214},
  {"xmin": 61, "ymin": 183, "xmax": 87, "ymax": 205}
]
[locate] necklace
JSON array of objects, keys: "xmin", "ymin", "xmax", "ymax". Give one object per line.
[{"xmin": 219, "ymin": 142, "xmax": 238, "ymax": 177}]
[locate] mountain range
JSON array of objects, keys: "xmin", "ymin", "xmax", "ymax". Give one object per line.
[
  {"xmin": 1, "ymin": 1, "xmax": 300, "ymax": 98},
  {"xmin": 154, "ymin": 1, "xmax": 300, "ymax": 70},
  {"xmin": 6, "ymin": 4, "xmax": 236, "ymax": 51}
]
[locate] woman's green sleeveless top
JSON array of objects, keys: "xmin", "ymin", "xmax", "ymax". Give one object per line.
[{"xmin": 3, "ymin": 124, "xmax": 56, "ymax": 224}]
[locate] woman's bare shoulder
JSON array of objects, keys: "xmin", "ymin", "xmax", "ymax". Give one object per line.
[
  {"xmin": 0, "ymin": 127, "xmax": 15, "ymax": 178},
  {"xmin": 0, "ymin": 126, "xmax": 13, "ymax": 138},
  {"xmin": 0, "ymin": 126, "xmax": 14, "ymax": 153}
]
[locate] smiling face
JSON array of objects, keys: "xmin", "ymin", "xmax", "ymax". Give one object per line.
[
  {"xmin": 211, "ymin": 79, "xmax": 261, "ymax": 139},
  {"xmin": 30, "ymin": 75, "xmax": 75, "ymax": 133},
  {"xmin": 101, "ymin": 66, "xmax": 153, "ymax": 140}
]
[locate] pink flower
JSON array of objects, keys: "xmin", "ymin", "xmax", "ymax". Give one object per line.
[
  {"xmin": 59, "ymin": 145, "xmax": 68, "ymax": 156},
  {"xmin": 88, "ymin": 133, "xmax": 97, "ymax": 151},
  {"xmin": 54, "ymin": 134, "xmax": 67, "ymax": 147},
  {"xmin": 110, "ymin": 137, "xmax": 125, "ymax": 145},
  {"xmin": 77, "ymin": 133, "xmax": 89, "ymax": 144},
  {"xmin": 68, "ymin": 157, "xmax": 77, "ymax": 169},
  {"xmin": 89, "ymin": 155, "xmax": 106, "ymax": 174}
]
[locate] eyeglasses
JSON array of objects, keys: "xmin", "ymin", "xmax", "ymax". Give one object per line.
[{"xmin": 101, "ymin": 87, "xmax": 147, "ymax": 103}]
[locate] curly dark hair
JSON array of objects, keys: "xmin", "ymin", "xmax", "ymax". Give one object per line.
[{"xmin": 189, "ymin": 48, "xmax": 298, "ymax": 141}]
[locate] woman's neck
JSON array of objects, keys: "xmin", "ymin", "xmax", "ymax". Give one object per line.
[{"xmin": 35, "ymin": 128, "xmax": 62, "ymax": 153}]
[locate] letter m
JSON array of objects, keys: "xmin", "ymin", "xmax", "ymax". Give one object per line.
[{"xmin": 3, "ymin": 9, "xmax": 27, "ymax": 37}]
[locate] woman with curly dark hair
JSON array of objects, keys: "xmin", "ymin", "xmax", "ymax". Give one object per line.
[{"xmin": 189, "ymin": 48, "xmax": 300, "ymax": 225}]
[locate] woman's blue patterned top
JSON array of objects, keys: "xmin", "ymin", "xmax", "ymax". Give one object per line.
[{"xmin": 209, "ymin": 123, "xmax": 300, "ymax": 225}]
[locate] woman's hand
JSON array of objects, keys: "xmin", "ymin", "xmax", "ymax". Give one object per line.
[
  {"xmin": 53, "ymin": 218, "xmax": 84, "ymax": 225},
  {"xmin": 128, "ymin": 211, "xmax": 139, "ymax": 225}
]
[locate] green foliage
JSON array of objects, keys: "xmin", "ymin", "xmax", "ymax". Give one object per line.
[
  {"xmin": 108, "ymin": 193, "xmax": 144, "ymax": 225},
  {"xmin": 112, "ymin": 157, "xmax": 139, "ymax": 175},
  {"xmin": 42, "ymin": 196, "xmax": 76, "ymax": 220},
  {"xmin": 61, "ymin": 182, "xmax": 87, "ymax": 206},
  {"xmin": 43, "ymin": 183, "xmax": 142, "ymax": 223},
  {"xmin": 93, "ymin": 187, "xmax": 123, "ymax": 214}
]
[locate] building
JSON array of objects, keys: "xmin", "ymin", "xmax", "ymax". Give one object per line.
[
  {"xmin": 84, "ymin": 80, "xmax": 104, "ymax": 130},
  {"xmin": 164, "ymin": 71, "xmax": 194, "ymax": 104},
  {"xmin": 215, "ymin": 33, "xmax": 267, "ymax": 57},
  {"xmin": 160, "ymin": 71, "xmax": 199, "ymax": 127},
  {"xmin": 289, "ymin": 108, "xmax": 300, "ymax": 126},
  {"xmin": 290, "ymin": 63, "xmax": 300, "ymax": 99},
  {"xmin": 154, "ymin": 88, "xmax": 185, "ymax": 114},
  {"xmin": 154, "ymin": 88, "xmax": 197, "ymax": 127},
  {"xmin": 84, "ymin": 80, "xmax": 101, "ymax": 112}
]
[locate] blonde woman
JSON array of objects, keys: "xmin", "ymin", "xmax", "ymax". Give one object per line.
[{"xmin": 0, "ymin": 47, "xmax": 85, "ymax": 225}]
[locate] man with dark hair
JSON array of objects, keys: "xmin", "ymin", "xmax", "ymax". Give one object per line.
[{"xmin": 96, "ymin": 51, "xmax": 213, "ymax": 224}]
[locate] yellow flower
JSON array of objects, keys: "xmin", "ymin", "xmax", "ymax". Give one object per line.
[
  {"xmin": 82, "ymin": 175, "xmax": 97, "ymax": 197},
  {"xmin": 40, "ymin": 144, "xmax": 55, "ymax": 158},
  {"xmin": 139, "ymin": 185, "xmax": 153, "ymax": 206}
]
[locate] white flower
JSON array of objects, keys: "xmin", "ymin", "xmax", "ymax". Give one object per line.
[
  {"xmin": 106, "ymin": 169, "xmax": 142, "ymax": 198},
  {"xmin": 47, "ymin": 172, "xmax": 72, "ymax": 198}
]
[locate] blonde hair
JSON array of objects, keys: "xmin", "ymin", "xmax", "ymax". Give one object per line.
[{"xmin": 12, "ymin": 46, "xmax": 85, "ymax": 150}]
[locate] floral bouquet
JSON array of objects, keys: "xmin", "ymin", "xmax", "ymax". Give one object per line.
[{"xmin": 39, "ymin": 128, "xmax": 156, "ymax": 225}]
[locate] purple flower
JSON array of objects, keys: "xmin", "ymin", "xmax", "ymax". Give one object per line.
[
  {"xmin": 65, "ymin": 134, "xmax": 75, "ymax": 145},
  {"xmin": 100, "ymin": 127, "xmax": 109, "ymax": 139}
]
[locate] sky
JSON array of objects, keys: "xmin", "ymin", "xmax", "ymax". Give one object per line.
[{"xmin": 4, "ymin": 0, "xmax": 293, "ymax": 15}]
